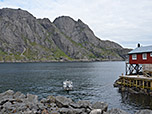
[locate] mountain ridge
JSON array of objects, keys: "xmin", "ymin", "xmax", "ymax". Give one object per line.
[{"xmin": 0, "ymin": 8, "xmax": 131, "ymax": 62}]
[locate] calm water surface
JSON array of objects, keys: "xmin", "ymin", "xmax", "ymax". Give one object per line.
[{"xmin": 0, "ymin": 61, "xmax": 151, "ymax": 113}]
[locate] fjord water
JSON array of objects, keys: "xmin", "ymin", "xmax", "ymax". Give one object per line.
[{"xmin": 0, "ymin": 61, "xmax": 151, "ymax": 113}]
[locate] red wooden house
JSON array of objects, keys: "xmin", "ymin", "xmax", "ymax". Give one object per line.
[
  {"xmin": 126, "ymin": 45, "xmax": 152, "ymax": 76},
  {"xmin": 117, "ymin": 45, "xmax": 152, "ymax": 91},
  {"xmin": 128, "ymin": 45, "xmax": 152, "ymax": 64}
]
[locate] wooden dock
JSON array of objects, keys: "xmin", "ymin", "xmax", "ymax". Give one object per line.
[{"xmin": 116, "ymin": 75, "xmax": 152, "ymax": 90}]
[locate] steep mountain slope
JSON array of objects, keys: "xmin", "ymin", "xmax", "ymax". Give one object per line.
[
  {"xmin": 0, "ymin": 8, "xmax": 130, "ymax": 62},
  {"xmin": 53, "ymin": 16, "xmax": 126, "ymax": 60},
  {"xmin": 38, "ymin": 18, "xmax": 94, "ymax": 60}
]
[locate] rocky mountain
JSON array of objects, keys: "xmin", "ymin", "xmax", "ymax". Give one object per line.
[{"xmin": 0, "ymin": 8, "xmax": 131, "ymax": 62}]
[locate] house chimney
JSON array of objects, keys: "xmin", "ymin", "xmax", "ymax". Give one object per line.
[{"xmin": 137, "ymin": 43, "xmax": 140, "ymax": 48}]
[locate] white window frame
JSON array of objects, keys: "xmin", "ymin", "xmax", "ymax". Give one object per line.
[
  {"xmin": 132, "ymin": 54, "xmax": 137, "ymax": 60},
  {"xmin": 150, "ymin": 53, "xmax": 152, "ymax": 57},
  {"xmin": 142, "ymin": 53, "xmax": 147, "ymax": 60}
]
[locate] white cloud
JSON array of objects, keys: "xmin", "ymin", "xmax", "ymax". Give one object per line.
[{"xmin": 0, "ymin": 0, "xmax": 152, "ymax": 48}]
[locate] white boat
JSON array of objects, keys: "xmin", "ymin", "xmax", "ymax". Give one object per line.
[{"xmin": 63, "ymin": 80, "xmax": 73, "ymax": 91}]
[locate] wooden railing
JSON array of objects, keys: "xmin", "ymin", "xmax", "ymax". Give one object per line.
[{"xmin": 116, "ymin": 78, "xmax": 152, "ymax": 90}]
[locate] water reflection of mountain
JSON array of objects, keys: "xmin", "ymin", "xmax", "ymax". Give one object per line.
[{"xmin": 119, "ymin": 90, "xmax": 152, "ymax": 111}]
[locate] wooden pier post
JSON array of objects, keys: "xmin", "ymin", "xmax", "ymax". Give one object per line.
[
  {"xmin": 150, "ymin": 81, "xmax": 152, "ymax": 90},
  {"xmin": 143, "ymin": 80, "xmax": 144, "ymax": 89}
]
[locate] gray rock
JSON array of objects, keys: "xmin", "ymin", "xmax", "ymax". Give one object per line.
[
  {"xmin": 47, "ymin": 95, "xmax": 56, "ymax": 103},
  {"xmin": 135, "ymin": 109, "xmax": 152, "ymax": 114},
  {"xmin": 0, "ymin": 90, "xmax": 15, "ymax": 105},
  {"xmin": 0, "ymin": 90, "xmax": 14, "ymax": 99},
  {"xmin": 0, "ymin": 90, "xmax": 14, "ymax": 96},
  {"xmin": 59, "ymin": 107, "xmax": 84, "ymax": 114},
  {"xmin": 26, "ymin": 93, "xmax": 38, "ymax": 103},
  {"xmin": 15, "ymin": 103, "xmax": 27, "ymax": 111},
  {"xmin": 59, "ymin": 108, "xmax": 70, "ymax": 114},
  {"xmin": 22, "ymin": 108, "xmax": 33, "ymax": 114},
  {"xmin": 70, "ymin": 102, "xmax": 81, "ymax": 108},
  {"xmin": 48, "ymin": 110, "xmax": 60, "ymax": 114},
  {"xmin": 13, "ymin": 91, "xmax": 26, "ymax": 100},
  {"xmin": 45, "ymin": 103, "xmax": 57, "ymax": 109},
  {"xmin": 90, "ymin": 109, "xmax": 102, "ymax": 114},
  {"xmin": 104, "ymin": 108, "xmax": 129, "ymax": 114},
  {"xmin": 37, "ymin": 102, "xmax": 47, "ymax": 110},
  {"xmin": 92, "ymin": 102, "xmax": 108, "ymax": 112},
  {"xmin": 2, "ymin": 101, "xmax": 13, "ymax": 111},
  {"xmin": 55, "ymin": 96, "xmax": 73, "ymax": 108},
  {"xmin": 72, "ymin": 108, "xmax": 85, "ymax": 114},
  {"xmin": 0, "ymin": 90, "xmax": 132, "ymax": 114},
  {"xmin": 77, "ymin": 100, "xmax": 92, "ymax": 109},
  {"xmin": 40, "ymin": 98, "xmax": 47, "ymax": 103},
  {"xmin": 50, "ymin": 103, "xmax": 57, "ymax": 107}
]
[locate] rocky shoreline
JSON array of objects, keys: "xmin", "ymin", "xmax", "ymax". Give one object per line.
[
  {"xmin": 0, "ymin": 90, "xmax": 152, "ymax": 114},
  {"xmin": 0, "ymin": 59, "xmax": 124, "ymax": 63}
]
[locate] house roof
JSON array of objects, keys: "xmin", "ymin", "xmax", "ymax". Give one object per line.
[{"xmin": 128, "ymin": 45, "xmax": 152, "ymax": 54}]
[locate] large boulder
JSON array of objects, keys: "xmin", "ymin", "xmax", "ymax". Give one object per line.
[
  {"xmin": 0, "ymin": 90, "xmax": 14, "ymax": 97},
  {"xmin": 77, "ymin": 100, "xmax": 92, "ymax": 109},
  {"xmin": 26, "ymin": 93, "xmax": 38, "ymax": 103},
  {"xmin": 13, "ymin": 91, "xmax": 26, "ymax": 100},
  {"xmin": 70, "ymin": 102, "xmax": 81, "ymax": 108},
  {"xmin": 0, "ymin": 90, "xmax": 14, "ymax": 100},
  {"xmin": 90, "ymin": 109, "xmax": 102, "ymax": 114},
  {"xmin": 0, "ymin": 90, "xmax": 15, "ymax": 105},
  {"xmin": 47, "ymin": 95, "xmax": 56, "ymax": 103},
  {"xmin": 55, "ymin": 96, "xmax": 73, "ymax": 108},
  {"xmin": 92, "ymin": 102, "xmax": 108, "ymax": 112}
]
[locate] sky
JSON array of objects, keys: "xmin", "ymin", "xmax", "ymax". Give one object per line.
[{"xmin": 0, "ymin": 0, "xmax": 152, "ymax": 48}]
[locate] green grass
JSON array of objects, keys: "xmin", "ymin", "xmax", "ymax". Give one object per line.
[
  {"xmin": 5, "ymin": 55, "xmax": 13, "ymax": 61},
  {"xmin": 14, "ymin": 54, "xmax": 24, "ymax": 60},
  {"xmin": 52, "ymin": 48, "xmax": 73, "ymax": 60},
  {"xmin": 0, "ymin": 49, "xmax": 6, "ymax": 55},
  {"xmin": 0, "ymin": 56, "xmax": 3, "ymax": 61}
]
